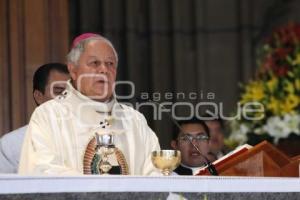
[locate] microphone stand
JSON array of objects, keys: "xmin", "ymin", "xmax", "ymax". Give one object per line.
[{"xmin": 136, "ymin": 98, "xmax": 218, "ymax": 176}]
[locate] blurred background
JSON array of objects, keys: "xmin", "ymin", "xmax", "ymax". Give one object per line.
[{"xmin": 1, "ymin": 0, "xmax": 299, "ymax": 148}]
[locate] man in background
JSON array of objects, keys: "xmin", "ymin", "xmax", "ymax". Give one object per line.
[
  {"xmin": 171, "ymin": 118, "xmax": 211, "ymax": 175},
  {"xmin": 204, "ymin": 115, "xmax": 228, "ymax": 159},
  {"xmin": 0, "ymin": 63, "xmax": 70, "ymax": 173}
]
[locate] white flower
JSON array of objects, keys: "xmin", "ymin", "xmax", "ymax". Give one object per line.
[
  {"xmin": 254, "ymin": 127, "xmax": 264, "ymax": 135},
  {"xmin": 229, "ymin": 122, "xmax": 249, "ymax": 145},
  {"xmin": 283, "ymin": 113, "xmax": 300, "ymax": 135},
  {"xmin": 263, "ymin": 114, "xmax": 300, "ymax": 144}
]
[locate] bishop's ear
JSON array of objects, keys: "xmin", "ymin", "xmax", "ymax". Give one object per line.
[
  {"xmin": 33, "ymin": 90, "xmax": 44, "ymax": 106},
  {"xmin": 67, "ymin": 63, "xmax": 78, "ymax": 81}
]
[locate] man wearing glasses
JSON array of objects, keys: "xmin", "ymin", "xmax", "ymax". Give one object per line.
[{"xmin": 171, "ymin": 118, "xmax": 213, "ymax": 175}]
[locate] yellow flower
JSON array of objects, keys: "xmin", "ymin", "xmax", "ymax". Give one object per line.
[
  {"xmin": 284, "ymin": 81, "xmax": 294, "ymax": 94},
  {"xmin": 280, "ymin": 94, "xmax": 299, "ymax": 115},
  {"xmin": 292, "ymin": 53, "xmax": 300, "ymax": 65},
  {"xmin": 295, "ymin": 79, "xmax": 300, "ymax": 91},
  {"xmin": 266, "ymin": 76, "xmax": 278, "ymax": 92},
  {"xmin": 267, "ymin": 97, "xmax": 281, "ymax": 115},
  {"xmin": 241, "ymin": 81, "xmax": 265, "ymax": 103}
]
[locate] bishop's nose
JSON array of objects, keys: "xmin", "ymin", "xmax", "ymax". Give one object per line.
[{"xmin": 96, "ymin": 62, "xmax": 109, "ymax": 74}]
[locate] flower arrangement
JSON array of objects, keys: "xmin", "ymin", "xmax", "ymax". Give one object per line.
[{"xmin": 228, "ymin": 23, "xmax": 300, "ymax": 146}]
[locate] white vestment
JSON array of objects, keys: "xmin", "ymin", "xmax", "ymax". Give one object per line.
[
  {"xmin": 0, "ymin": 125, "xmax": 27, "ymax": 173},
  {"xmin": 19, "ymin": 82, "xmax": 160, "ymax": 175}
]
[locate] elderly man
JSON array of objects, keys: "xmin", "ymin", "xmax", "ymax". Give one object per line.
[
  {"xmin": 19, "ymin": 33, "xmax": 160, "ymax": 175},
  {"xmin": 0, "ymin": 63, "xmax": 70, "ymax": 173}
]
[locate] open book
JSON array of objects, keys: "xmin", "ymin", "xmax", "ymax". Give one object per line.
[{"xmin": 196, "ymin": 144, "xmax": 252, "ymax": 175}]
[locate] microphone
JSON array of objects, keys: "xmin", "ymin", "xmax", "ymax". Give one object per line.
[{"xmin": 135, "ymin": 97, "xmax": 218, "ymax": 176}]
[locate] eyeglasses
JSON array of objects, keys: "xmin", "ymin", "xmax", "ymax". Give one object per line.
[{"xmin": 178, "ymin": 134, "xmax": 209, "ymax": 143}]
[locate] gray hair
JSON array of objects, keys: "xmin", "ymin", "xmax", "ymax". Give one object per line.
[{"xmin": 67, "ymin": 36, "xmax": 118, "ymax": 66}]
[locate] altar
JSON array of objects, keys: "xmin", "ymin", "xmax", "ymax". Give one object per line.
[{"xmin": 0, "ymin": 175, "xmax": 299, "ymax": 200}]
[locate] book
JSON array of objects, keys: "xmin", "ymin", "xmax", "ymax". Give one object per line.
[{"xmin": 196, "ymin": 144, "xmax": 252, "ymax": 175}]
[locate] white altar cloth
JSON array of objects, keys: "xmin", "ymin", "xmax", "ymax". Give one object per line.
[{"xmin": 0, "ymin": 175, "xmax": 299, "ymax": 194}]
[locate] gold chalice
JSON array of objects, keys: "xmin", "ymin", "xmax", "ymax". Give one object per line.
[
  {"xmin": 151, "ymin": 150, "xmax": 181, "ymax": 176},
  {"xmin": 95, "ymin": 133, "xmax": 116, "ymax": 175}
]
